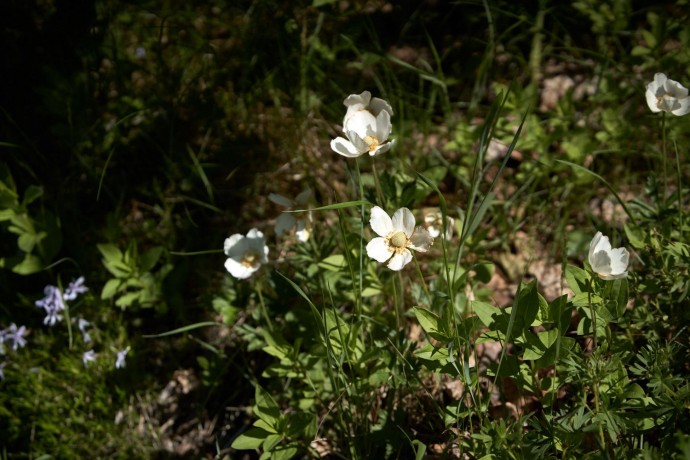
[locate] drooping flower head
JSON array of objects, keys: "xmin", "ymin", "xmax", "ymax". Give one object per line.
[
  {"xmin": 366, "ymin": 206, "xmax": 434, "ymax": 271},
  {"xmin": 78, "ymin": 318, "xmax": 92, "ymax": 344},
  {"xmin": 115, "ymin": 348, "xmax": 129, "ymax": 369},
  {"xmin": 588, "ymin": 231, "xmax": 629, "ymax": 280},
  {"xmin": 224, "ymin": 228, "xmax": 269, "ymax": 279},
  {"xmin": 82, "ymin": 350, "xmax": 96, "ymax": 367},
  {"xmin": 645, "ymin": 73, "xmax": 690, "ymax": 116},
  {"xmin": 269, "ymin": 189, "xmax": 314, "ymax": 242},
  {"xmin": 331, "ymin": 91, "xmax": 394, "ymax": 158}
]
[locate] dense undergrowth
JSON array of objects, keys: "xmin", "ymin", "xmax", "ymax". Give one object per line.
[{"xmin": 1, "ymin": 0, "xmax": 690, "ymax": 458}]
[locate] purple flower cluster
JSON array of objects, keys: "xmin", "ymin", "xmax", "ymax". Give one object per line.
[
  {"xmin": 34, "ymin": 276, "xmax": 89, "ymax": 327},
  {"xmin": 0, "ymin": 323, "xmax": 28, "ymax": 352}
]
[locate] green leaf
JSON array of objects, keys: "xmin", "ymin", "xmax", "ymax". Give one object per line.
[
  {"xmin": 263, "ymin": 433, "xmax": 283, "ymax": 451},
  {"xmin": 22, "ymin": 185, "xmax": 43, "ymax": 206},
  {"xmin": 472, "ymin": 300, "xmax": 503, "ymax": 330},
  {"xmin": 140, "ymin": 246, "xmax": 164, "ymax": 272},
  {"xmin": 11, "ymin": 254, "xmax": 42, "ymax": 274},
  {"xmin": 624, "ymin": 223, "xmax": 645, "ymax": 250},
  {"xmin": 414, "ymin": 343, "xmax": 450, "ymax": 361},
  {"xmin": 101, "ymin": 278, "xmax": 121, "ymax": 299},
  {"xmin": 254, "ymin": 385, "xmax": 280, "ymax": 425},
  {"xmin": 269, "ymin": 443, "xmax": 298, "ymax": 460},
  {"xmin": 318, "ymin": 254, "xmax": 346, "ymax": 271},
  {"xmin": 565, "ymin": 264, "xmax": 590, "ymax": 295},
  {"xmin": 115, "ymin": 291, "xmax": 140, "ymax": 308},
  {"xmin": 413, "ymin": 306, "xmax": 449, "ymax": 341},
  {"xmin": 97, "ymin": 243, "xmax": 123, "ymax": 263},
  {"xmin": 231, "ymin": 427, "xmax": 271, "ymax": 450}
]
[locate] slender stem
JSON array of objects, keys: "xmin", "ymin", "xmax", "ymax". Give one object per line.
[
  {"xmin": 675, "ymin": 141, "xmax": 684, "ymax": 241},
  {"xmin": 413, "ymin": 255, "xmax": 431, "ymax": 306},
  {"xmin": 661, "ymin": 111, "xmax": 667, "ymax": 198},
  {"xmin": 355, "ymin": 159, "xmax": 365, "ymax": 317},
  {"xmin": 256, "ymin": 280, "xmax": 273, "ymax": 331},
  {"xmin": 371, "ymin": 160, "xmax": 385, "ymax": 206}
]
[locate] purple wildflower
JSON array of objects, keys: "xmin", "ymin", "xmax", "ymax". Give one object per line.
[
  {"xmin": 3, "ymin": 324, "xmax": 28, "ymax": 351},
  {"xmin": 64, "ymin": 276, "xmax": 89, "ymax": 301},
  {"xmin": 77, "ymin": 318, "xmax": 92, "ymax": 343},
  {"xmin": 35, "ymin": 285, "xmax": 65, "ymax": 327}
]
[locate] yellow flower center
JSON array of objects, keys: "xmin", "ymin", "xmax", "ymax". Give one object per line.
[
  {"xmin": 389, "ymin": 231, "xmax": 408, "ymax": 249},
  {"xmin": 363, "ymin": 135, "xmax": 380, "ymax": 152},
  {"xmin": 241, "ymin": 251, "xmax": 260, "ymax": 268}
]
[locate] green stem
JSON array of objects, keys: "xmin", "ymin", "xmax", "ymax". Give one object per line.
[
  {"xmin": 662, "ymin": 111, "xmax": 667, "ymax": 198},
  {"xmin": 355, "ymin": 159, "xmax": 365, "ymax": 317},
  {"xmin": 371, "ymin": 160, "xmax": 385, "ymax": 206}
]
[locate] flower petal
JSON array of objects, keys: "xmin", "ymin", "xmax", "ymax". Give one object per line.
[
  {"xmin": 331, "ymin": 137, "xmax": 363, "ymax": 158},
  {"xmin": 275, "ymin": 213, "xmax": 296, "ymax": 235},
  {"xmin": 370, "ymin": 206, "xmax": 393, "ymax": 237},
  {"xmin": 391, "ymin": 207, "xmax": 415, "ymax": 236},
  {"xmin": 268, "ymin": 193, "xmax": 293, "ymax": 207},
  {"xmin": 645, "ymin": 86, "xmax": 661, "ymax": 113},
  {"xmin": 295, "ymin": 189, "xmax": 313, "ymax": 205},
  {"xmin": 609, "ymin": 247, "xmax": 629, "ymax": 276},
  {"xmin": 590, "ymin": 250, "xmax": 612, "ymax": 276},
  {"xmin": 366, "ymin": 237, "xmax": 392, "ymax": 263},
  {"xmin": 375, "ymin": 109, "xmax": 392, "ymax": 142},
  {"xmin": 409, "ymin": 227, "xmax": 434, "ymax": 252},
  {"xmin": 370, "ymin": 140, "xmax": 394, "ymax": 157},
  {"xmin": 672, "ymin": 97, "xmax": 690, "ymax": 116},
  {"xmin": 345, "ymin": 110, "xmax": 377, "ymax": 140},
  {"xmin": 344, "ymin": 91, "xmax": 371, "ymax": 108},
  {"xmin": 387, "ymin": 250, "xmax": 412, "ymax": 271},
  {"xmin": 369, "ymin": 97, "xmax": 394, "ymax": 117},
  {"xmin": 224, "ymin": 258, "xmax": 256, "ymax": 279},
  {"xmin": 224, "ymin": 234, "xmax": 247, "ymax": 257}
]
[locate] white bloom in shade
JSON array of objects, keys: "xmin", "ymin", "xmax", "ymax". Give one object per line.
[
  {"xmin": 82, "ymin": 350, "xmax": 96, "ymax": 367},
  {"xmin": 645, "ymin": 73, "xmax": 690, "ymax": 116},
  {"xmin": 423, "ymin": 210, "xmax": 455, "ymax": 240},
  {"xmin": 115, "ymin": 348, "xmax": 129, "ymax": 369},
  {"xmin": 224, "ymin": 228, "xmax": 269, "ymax": 279},
  {"xmin": 588, "ymin": 231, "xmax": 630, "ymax": 280},
  {"xmin": 269, "ymin": 189, "xmax": 313, "ymax": 242},
  {"xmin": 330, "ymin": 91, "xmax": 394, "ymax": 158},
  {"xmin": 366, "ymin": 206, "xmax": 434, "ymax": 271}
]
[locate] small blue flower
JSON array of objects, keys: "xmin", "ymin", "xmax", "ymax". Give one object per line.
[
  {"xmin": 64, "ymin": 277, "xmax": 89, "ymax": 301},
  {"xmin": 77, "ymin": 318, "xmax": 92, "ymax": 343},
  {"xmin": 35, "ymin": 285, "xmax": 65, "ymax": 327},
  {"xmin": 3, "ymin": 324, "xmax": 28, "ymax": 351},
  {"xmin": 82, "ymin": 350, "xmax": 96, "ymax": 367}
]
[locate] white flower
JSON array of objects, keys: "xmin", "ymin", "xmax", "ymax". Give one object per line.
[
  {"xmin": 224, "ymin": 228, "xmax": 269, "ymax": 279},
  {"xmin": 78, "ymin": 318, "xmax": 92, "ymax": 344},
  {"xmin": 366, "ymin": 206, "xmax": 433, "ymax": 271},
  {"xmin": 330, "ymin": 91, "xmax": 395, "ymax": 158},
  {"xmin": 645, "ymin": 73, "xmax": 690, "ymax": 116},
  {"xmin": 82, "ymin": 350, "xmax": 96, "ymax": 367},
  {"xmin": 588, "ymin": 231, "xmax": 630, "ymax": 280},
  {"xmin": 115, "ymin": 348, "xmax": 129, "ymax": 369},
  {"xmin": 268, "ymin": 189, "xmax": 313, "ymax": 242},
  {"xmin": 423, "ymin": 210, "xmax": 455, "ymax": 240}
]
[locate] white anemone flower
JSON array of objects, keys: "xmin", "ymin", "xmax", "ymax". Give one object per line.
[
  {"xmin": 366, "ymin": 206, "xmax": 434, "ymax": 271},
  {"xmin": 224, "ymin": 228, "xmax": 269, "ymax": 279},
  {"xmin": 588, "ymin": 231, "xmax": 630, "ymax": 280},
  {"xmin": 330, "ymin": 91, "xmax": 394, "ymax": 158},
  {"xmin": 423, "ymin": 210, "xmax": 455, "ymax": 240},
  {"xmin": 268, "ymin": 189, "xmax": 313, "ymax": 242},
  {"xmin": 645, "ymin": 73, "xmax": 690, "ymax": 116}
]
